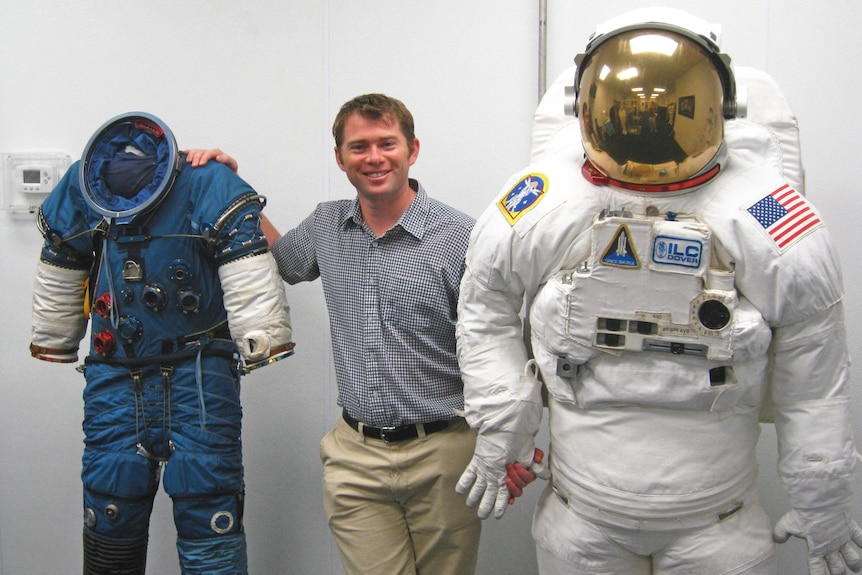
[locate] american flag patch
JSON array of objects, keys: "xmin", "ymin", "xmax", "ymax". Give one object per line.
[{"xmin": 745, "ymin": 184, "xmax": 822, "ymax": 251}]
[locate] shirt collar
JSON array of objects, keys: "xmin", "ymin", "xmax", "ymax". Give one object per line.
[{"xmin": 342, "ymin": 178, "xmax": 429, "ymax": 240}]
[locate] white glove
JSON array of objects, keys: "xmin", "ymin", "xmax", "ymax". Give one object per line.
[
  {"xmin": 456, "ymin": 431, "xmax": 538, "ymax": 520},
  {"xmin": 218, "ymin": 253, "xmax": 294, "ymax": 369},
  {"xmin": 773, "ymin": 508, "xmax": 862, "ymax": 575}
]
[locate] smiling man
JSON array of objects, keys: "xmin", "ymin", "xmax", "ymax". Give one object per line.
[
  {"xmin": 331, "ymin": 103, "xmax": 419, "ymax": 236},
  {"xmin": 190, "ymin": 93, "xmax": 481, "ymax": 574},
  {"xmin": 286, "ymin": 94, "xmax": 480, "ymax": 575}
]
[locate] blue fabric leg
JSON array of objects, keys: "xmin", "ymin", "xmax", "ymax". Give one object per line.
[{"xmin": 176, "ymin": 533, "xmax": 248, "ymax": 575}]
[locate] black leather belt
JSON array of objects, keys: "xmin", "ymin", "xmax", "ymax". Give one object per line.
[{"xmin": 342, "ymin": 410, "xmax": 449, "ymax": 443}]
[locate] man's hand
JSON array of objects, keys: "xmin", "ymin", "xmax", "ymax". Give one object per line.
[
  {"xmin": 505, "ymin": 448, "xmax": 545, "ymax": 505},
  {"xmin": 184, "ymin": 148, "xmax": 239, "ymax": 173}
]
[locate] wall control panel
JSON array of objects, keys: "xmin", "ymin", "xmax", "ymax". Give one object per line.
[{"xmin": 1, "ymin": 152, "xmax": 72, "ymax": 212}]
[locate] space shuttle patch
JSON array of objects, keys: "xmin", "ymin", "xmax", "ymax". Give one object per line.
[
  {"xmin": 498, "ymin": 173, "xmax": 547, "ymax": 225},
  {"xmin": 600, "ymin": 224, "xmax": 641, "ymax": 268}
]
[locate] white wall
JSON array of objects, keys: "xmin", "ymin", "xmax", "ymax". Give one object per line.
[{"xmin": 0, "ymin": 1, "xmax": 859, "ymax": 574}]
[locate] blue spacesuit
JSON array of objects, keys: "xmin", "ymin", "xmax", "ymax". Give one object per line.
[{"xmin": 30, "ymin": 113, "xmax": 294, "ymax": 574}]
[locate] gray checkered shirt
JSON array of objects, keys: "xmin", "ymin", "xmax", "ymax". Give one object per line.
[{"xmin": 270, "ymin": 180, "xmax": 474, "ymax": 427}]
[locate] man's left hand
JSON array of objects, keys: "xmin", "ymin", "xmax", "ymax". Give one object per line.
[
  {"xmin": 184, "ymin": 148, "xmax": 238, "ymax": 172},
  {"xmin": 506, "ymin": 448, "xmax": 545, "ymax": 504}
]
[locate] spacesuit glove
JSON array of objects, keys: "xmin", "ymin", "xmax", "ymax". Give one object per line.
[
  {"xmin": 456, "ymin": 431, "xmax": 537, "ymax": 520},
  {"xmin": 773, "ymin": 509, "xmax": 862, "ymax": 575}
]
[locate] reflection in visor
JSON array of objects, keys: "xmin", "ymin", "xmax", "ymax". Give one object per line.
[{"xmin": 578, "ymin": 29, "xmax": 725, "ymax": 189}]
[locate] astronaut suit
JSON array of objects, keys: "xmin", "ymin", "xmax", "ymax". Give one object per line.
[
  {"xmin": 29, "ymin": 113, "xmax": 294, "ymax": 575},
  {"xmin": 455, "ymin": 9, "xmax": 862, "ymax": 575}
]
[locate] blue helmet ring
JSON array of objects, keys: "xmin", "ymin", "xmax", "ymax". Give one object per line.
[{"xmin": 79, "ymin": 112, "xmax": 181, "ymax": 223}]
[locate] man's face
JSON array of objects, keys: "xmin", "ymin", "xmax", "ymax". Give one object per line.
[{"xmin": 334, "ymin": 112, "xmax": 419, "ymax": 204}]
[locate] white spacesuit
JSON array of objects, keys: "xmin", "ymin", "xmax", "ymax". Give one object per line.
[{"xmin": 455, "ymin": 9, "xmax": 861, "ymax": 575}]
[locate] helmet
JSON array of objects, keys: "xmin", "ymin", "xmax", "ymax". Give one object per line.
[
  {"xmin": 570, "ymin": 8, "xmax": 736, "ymax": 192},
  {"xmin": 80, "ymin": 112, "xmax": 181, "ymax": 222}
]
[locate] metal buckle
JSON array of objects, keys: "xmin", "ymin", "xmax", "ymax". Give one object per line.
[{"xmin": 379, "ymin": 426, "xmax": 400, "ymax": 443}]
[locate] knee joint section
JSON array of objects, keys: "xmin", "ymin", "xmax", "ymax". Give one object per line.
[{"xmin": 173, "ymin": 491, "xmax": 245, "ymax": 539}]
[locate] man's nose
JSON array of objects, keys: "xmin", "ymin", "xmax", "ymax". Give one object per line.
[{"xmin": 365, "ymin": 145, "xmax": 383, "ymax": 162}]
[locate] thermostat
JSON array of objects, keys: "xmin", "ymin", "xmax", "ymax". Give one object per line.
[{"xmin": 2, "ymin": 152, "xmax": 72, "ymax": 212}]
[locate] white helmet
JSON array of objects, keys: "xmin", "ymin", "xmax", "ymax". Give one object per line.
[{"xmin": 569, "ymin": 8, "xmax": 736, "ymax": 192}]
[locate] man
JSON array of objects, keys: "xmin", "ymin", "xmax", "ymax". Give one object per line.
[
  {"xmin": 608, "ymin": 99, "xmax": 622, "ymax": 137},
  {"xmin": 190, "ymin": 93, "xmax": 481, "ymax": 574},
  {"xmin": 455, "ymin": 9, "xmax": 862, "ymax": 575},
  {"xmin": 30, "ymin": 112, "xmax": 294, "ymax": 574}
]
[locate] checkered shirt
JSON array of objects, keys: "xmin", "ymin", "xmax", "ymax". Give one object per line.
[{"xmin": 270, "ymin": 180, "xmax": 475, "ymax": 427}]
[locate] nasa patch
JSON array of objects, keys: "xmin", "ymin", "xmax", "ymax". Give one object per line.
[{"xmin": 498, "ymin": 173, "xmax": 547, "ymax": 225}]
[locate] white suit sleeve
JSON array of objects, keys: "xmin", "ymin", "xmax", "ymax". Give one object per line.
[
  {"xmin": 770, "ymin": 300, "xmax": 861, "ymax": 563},
  {"xmin": 30, "ymin": 260, "xmax": 90, "ymax": 363},
  {"xmin": 454, "ymin": 191, "xmax": 551, "ymax": 519},
  {"xmin": 219, "ymin": 252, "xmax": 294, "ymax": 369},
  {"xmin": 456, "ymin": 257, "xmax": 546, "ymax": 519},
  {"xmin": 457, "ymin": 216, "xmax": 543, "ymax": 435}
]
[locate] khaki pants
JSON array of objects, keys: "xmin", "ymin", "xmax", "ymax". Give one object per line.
[{"xmin": 320, "ymin": 417, "xmax": 481, "ymax": 575}]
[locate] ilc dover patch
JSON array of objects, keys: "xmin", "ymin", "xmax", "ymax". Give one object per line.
[
  {"xmin": 498, "ymin": 173, "xmax": 548, "ymax": 225},
  {"xmin": 652, "ymin": 235, "xmax": 703, "ymax": 269}
]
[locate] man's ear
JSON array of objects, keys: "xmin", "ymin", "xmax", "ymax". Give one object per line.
[
  {"xmin": 334, "ymin": 146, "xmax": 346, "ymax": 171},
  {"xmin": 409, "ymin": 138, "xmax": 420, "ymax": 166}
]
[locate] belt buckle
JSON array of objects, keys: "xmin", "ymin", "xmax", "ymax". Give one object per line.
[{"xmin": 379, "ymin": 426, "xmax": 400, "ymax": 443}]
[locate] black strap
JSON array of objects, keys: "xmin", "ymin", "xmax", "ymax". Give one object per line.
[{"xmin": 85, "ymin": 345, "xmax": 234, "ymax": 368}]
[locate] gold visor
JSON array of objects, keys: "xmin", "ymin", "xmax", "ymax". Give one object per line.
[{"xmin": 577, "ymin": 29, "xmax": 725, "ymax": 187}]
